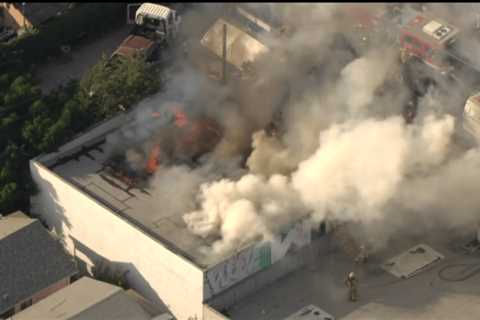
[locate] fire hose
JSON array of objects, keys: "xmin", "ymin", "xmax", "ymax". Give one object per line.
[{"xmin": 437, "ymin": 263, "xmax": 480, "ymax": 282}]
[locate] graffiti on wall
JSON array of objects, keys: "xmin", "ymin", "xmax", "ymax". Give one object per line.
[{"xmin": 204, "ymin": 219, "xmax": 311, "ymax": 298}]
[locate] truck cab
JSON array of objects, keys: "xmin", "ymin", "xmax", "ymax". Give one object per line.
[
  {"xmin": 127, "ymin": 3, "xmax": 181, "ymax": 43},
  {"xmin": 462, "ymin": 93, "xmax": 480, "ymax": 144}
]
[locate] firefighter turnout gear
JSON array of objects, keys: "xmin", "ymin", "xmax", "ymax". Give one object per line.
[{"xmin": 345, "ymin": 272, "xmax": 358, "ymax": 302}]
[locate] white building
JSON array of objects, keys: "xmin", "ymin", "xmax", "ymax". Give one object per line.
[{"xmin": 29, "ymin": 107, "xmax": 317, "ymax": 320}]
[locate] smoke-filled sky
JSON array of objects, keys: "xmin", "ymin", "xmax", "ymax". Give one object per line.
[{"xmin": 108, "ymin": 3, "xmax": 480, "ymax": 257}]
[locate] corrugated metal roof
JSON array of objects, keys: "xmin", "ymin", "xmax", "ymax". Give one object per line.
[{"xmin": 136, "ymin": 3, "xmax": 171, "ymax": 19}]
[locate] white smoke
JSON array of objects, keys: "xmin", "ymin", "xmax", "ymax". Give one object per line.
[
  {"xmin": 180, "ymin": 4, "xmax": 450, "ymax": 255},
  {"xmin": 100, "ymin": 4, "xmax": 480, "ymax": 257},
  {"xmin": 338, "ymin": 48, "xmax": 398, "ymax": 115},
  {"xmin": 184, "ymin": 174, "xmax": 308, "ymax": 254},
  {"xmin": 246, "ymin": 130, "xmax": 295, "ymax": 176},
  {"xmin": 293, "ymin": 114, "xmax": 455, "ymax": 222},
  {"xmin": 184, "ymin": 112, "xmax": 457, "ymax": 255}
]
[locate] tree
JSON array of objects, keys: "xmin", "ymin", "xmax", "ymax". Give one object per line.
[
  {"xmin": 22, "ymin": 114, "xmax": 55, "ymax": 153},
  {"xmin": 0, "ymin": 183, "xmax": 20, "ymax": 214},
  {"xmin": 0, "ymin": 26, "xmax": 162, "ymax": 215},
  {"xmin": 2, "ymin": 75, "xmax": 42, "ymax": 117},
  {"xmin": 80, "ymin": 55, "xmax": 161, "ymax": 119}
]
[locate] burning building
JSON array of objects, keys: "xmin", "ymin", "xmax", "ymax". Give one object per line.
[
  {"xmin": 28, "ymin": 3, "xmax": 480, "ymax": 320},
  {"xmin": 29, "ymin": 100, "xmax": 317, "ymax": 320}
]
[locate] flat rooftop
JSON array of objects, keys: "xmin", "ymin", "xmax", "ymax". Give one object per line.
[
  {"xmin": 34, "ymin": 104, "xmax": 235, "ymax": 269},
  {"xmin": 227, "ymin": 230, "xmax": 480, "ymax": 320}
]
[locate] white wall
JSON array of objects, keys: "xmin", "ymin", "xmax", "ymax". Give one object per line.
[
  {"xmin": 204, "ymin": 219, "xmax": 311, "ymax": 300},
  {"xmin": 30, "ymin": 161, "xmax": 204, "ymax": 320}
]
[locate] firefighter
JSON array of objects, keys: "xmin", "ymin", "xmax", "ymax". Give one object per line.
[
  {"xmin": 345, "ymin": 271, "xmax": 358, "ymax": 302},
  {"xmin": 355, "ymin": 244, "xmax": 369, "ymax": 264}
]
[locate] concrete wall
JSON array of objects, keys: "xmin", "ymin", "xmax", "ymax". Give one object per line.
[
  {"xmin": 204, "ymin": 220, "xmax": 311, "ymax": 308},
  {"xmin": 30, "ymin": 161, "xmax": 205, "ymax": 320},
  {"xmin": 206, "ymin": 242, "xmax": 311, "ymax": 311}
]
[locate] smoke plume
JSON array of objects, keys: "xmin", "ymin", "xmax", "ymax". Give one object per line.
[{"xmin": 102, "ymin": 4, "xmax": 480, "ymax": 257}]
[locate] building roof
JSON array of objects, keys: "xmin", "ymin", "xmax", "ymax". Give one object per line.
[
  {"xmin": 200, "ymin": 18, "xmax": 270, "ymax": 72},
  {"xmin": 12, "ymin": 3, "xmax": 71, "ymax": 26},
  {"xmin": 34, "ymin": 106, "xmax": 247, "ymax": 269},
  {"xmin": 113, "ymin": 35, "xmax": 155, "ymax": 59},
  {"xmin": 12, "ymin": 277, "xmax": 154, "ymax": 320},
  {"xmin": 0, "ymin": 212, "xmax": 78, "ymax": 314}
]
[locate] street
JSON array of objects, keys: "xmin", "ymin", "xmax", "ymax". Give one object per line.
[{"xmin": 36, "ymin": 24, "xmax": 132, "ymax": 93}]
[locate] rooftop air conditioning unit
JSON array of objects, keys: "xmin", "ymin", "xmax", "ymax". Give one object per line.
[
  {"xmin": 433, "ymin": 25, "xmax": 452, "ymax": 40},
  {"xmin": 423, "ymin": 20, "xmax": 453, "ymax": 40}
]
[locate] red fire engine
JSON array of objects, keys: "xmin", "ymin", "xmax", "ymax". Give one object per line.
[{"xmin": 399, "ymin": 14, "xmax": 459, "ymax": 72}]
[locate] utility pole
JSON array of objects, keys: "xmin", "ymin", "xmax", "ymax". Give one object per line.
[
  {"xmin": 222, "ymin": 23, "xmax": 227, "ymax": 85},
  {"xmin": 22, "ymin": 2, "xmax": 26, "ymax": 29}
]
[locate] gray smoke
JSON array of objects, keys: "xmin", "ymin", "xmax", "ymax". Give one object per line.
[
  {"xmin": 101, "ymin": 4, "xmax": 480, "ymax": 257},
  {"xmin": 182, "ymin": 4, "xmax": 480, "ymax": 256}
]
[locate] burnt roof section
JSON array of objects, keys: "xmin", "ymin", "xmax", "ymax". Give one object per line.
[
  {"xmin": 12, "ymin": 3, "xmax": 71, "ymax": 26},
  {"xmin": 0, "ymin": 212, "xmax": 78, "ymax": 314}
]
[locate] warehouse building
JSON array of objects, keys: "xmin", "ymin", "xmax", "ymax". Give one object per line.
[{"xmin": 29, "ymin": 104, "xmax": 321, "ymax": 320}]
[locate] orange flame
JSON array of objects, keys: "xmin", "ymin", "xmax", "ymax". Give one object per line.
[
  {"xmin": 171, "ymin": 108, "xmax": 189, "ymax": 128},
  {"xmin": 145, "ymin": 144, "xmax": 161, "ymax": 174}
]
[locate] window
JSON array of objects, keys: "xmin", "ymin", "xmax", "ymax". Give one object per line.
[
  {"xmin": 145, "ymin": 17, "xmax": 160, "ymax": 27},
  {"xmin": 168, "ymin": 12, "xmax": 173, "ymax": 26}
]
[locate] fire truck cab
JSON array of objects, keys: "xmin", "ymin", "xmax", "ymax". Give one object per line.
[
  {"xmin": 462, "ymin": 93, "xmax": 480, "ymax": 143},
  {"xmin": 399, "ymin": 14, "xmax": 459, "ymax": 73}
]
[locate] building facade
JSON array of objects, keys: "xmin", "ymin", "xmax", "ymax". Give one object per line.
[{"xmin": 30, "ymin": 109, "xmax": 314, "ymax": 320}]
